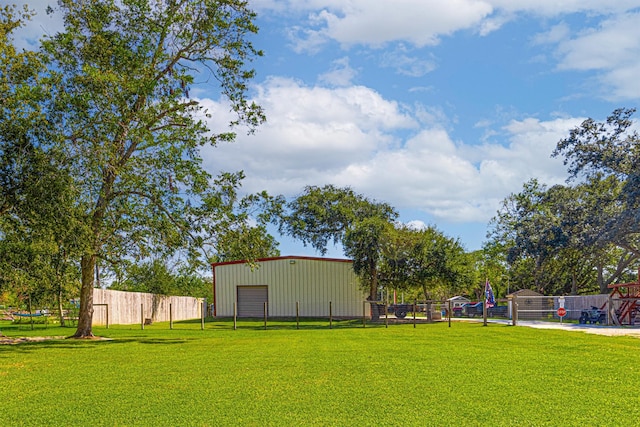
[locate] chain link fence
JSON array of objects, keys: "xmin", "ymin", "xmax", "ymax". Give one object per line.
[{"xmin": 511, "ymin": 294, "xmax": 609, "ymax": 324}]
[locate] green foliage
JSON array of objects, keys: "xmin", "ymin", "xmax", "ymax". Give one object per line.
[
  {"xmin": 111, "ymin": 259, "xmax": 213, "ymax": 301},
  {"xmin": 39, "ymin": 0, "xmax": 265, "ymax": 260},
  {"xmin": 213, "ymin": 225, "xmax": 280, "ymax": 262},
  {"xmin": 488, "ymin": 181, "xmax": 583, "ymax": 294},
  {"xmin": 279, "ymin": 185, "xmax": 398, "ymax": 299},
  {"xmin": 0, "ymin": 5, "xmax": 85, "ymax": 313},
  {"xmin": 0, "ymin": 0, "xmax": 269, "ymax": 337},
  {"xmin": 489, "ymin": 123, "xmax": 640, "ymax": 295},
  {"xmin": 189, "ymin": 171, "xmax": 282, "ymax": 265},
  {"xmin": 554, "ymin": 107, "xmax": 639, "ymax": 179},
  {"xmin": 2, "ymin": 322, "xmax": 640, "ymax": 425},
  {"xmin": 378, "ymin": 224, "xmax": 471, "ymax": 299},
  {"xmin": 280, "ymin": 185, "xmax": 472, "ymax": 300},
  {"xmin": 279, "ymin": 184, "xmax": 398, "ymax": 255},
  {"xmin": 343, "ymin": 217, "xmax": 390, "ymax": 298},
  {"xmin": 553, "ymin": 108, "xmax": 640, "ymax": 254}
]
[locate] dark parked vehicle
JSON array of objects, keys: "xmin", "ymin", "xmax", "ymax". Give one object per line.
[
  {"xmin": 452, "ymin": 302, "xmax": 484, "ymax": 317},
  {"xmin": 579, "ymin": 306, "xmax": 606, "ymax": 324},
  {"xmin": 453, "ymin": 302, "xmax": 508, "ymax": 318},
  {"xmin": 464, "ymin": 302, "xmax": 484, "ymax": 317},
  {"xmin": 452, "ymin": 304, "xmax": 466, "ymax": 317},
  {"xmin": 488, "ymin": 305, "xmax": 509, "ymax": 318},
  {"xmin": 387, "ymin": 303, "xmax": 417, "ymax": 319}
]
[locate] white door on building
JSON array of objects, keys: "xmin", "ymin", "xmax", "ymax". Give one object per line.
[{"xmin": 236, "ymin": 285, "xmax": 268, "ymax": 317}]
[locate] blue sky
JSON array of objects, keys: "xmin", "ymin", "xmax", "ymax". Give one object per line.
[{"xmin": 8, "ymin": 1, "xmax": 640, "ymax": 257}]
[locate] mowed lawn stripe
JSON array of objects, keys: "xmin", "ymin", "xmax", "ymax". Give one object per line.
[{"xmin": 1, "ymin": 321, "xmax": 639, "ymax": 426}]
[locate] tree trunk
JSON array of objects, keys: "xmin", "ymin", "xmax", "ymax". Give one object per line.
[
  {"xmin": 365, "ymin": 264, "xmax": 380, "ymax": 319},
  {"xmin": 28, "ymin": 294, "xmax": 34, "ymax": 330},
  {"xmin": 95, "ymin": 261, "xmax": 100, "ymax": 288},
  {"xmin": 72, "ymin": 254, "xmax": 96, "ymax": 338},
  {"xmin": 58, "ymin": 289, "xmax": 65, "ymax": 327},
  {"xmin": 369, "ymin": 265, "xmax": 378, "ymax": 300},
  {"xmin": 152, "ymin": 294, "xmax": 162, "ymax": 320},
  {"xmin": 597, "ymin": 265, "xmax": 607, "ymax": 294}
]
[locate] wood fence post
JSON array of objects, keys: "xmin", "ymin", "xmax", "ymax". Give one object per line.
[
  {"xmin": 201, "ymin": 301, "xmax": 205, "ymax": 330},
  {"xmin": 28, "ymin": 295, "xmax": 34, "ymax": 330},
  {"xmin": 483, "ymin": 297, "xmax": 488, "ymax": 326},
  {"xmin": 362, "ymin": 301, "xmax": 366, "ymax": 328},
  {"xmin": 329, "ymin": 301, "xmax": 333, "ymax": 329},
  {"xmin": 413, "ymin": 299, "xmax": 416, "ymax": 328},
  {"xmin": 385, "ymin": 303, "xmax": 388, "ymax": 328}
]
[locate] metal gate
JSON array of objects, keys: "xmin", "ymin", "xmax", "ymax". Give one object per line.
[
  {"xmin": 512, "ymin": 294, "xmax": 608, "ymax": 322},
  {"xmin": 236, "ymin": 285, "xmax": 268, "ymax": 317}
]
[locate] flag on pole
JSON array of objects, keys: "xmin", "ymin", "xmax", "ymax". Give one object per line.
[{"xmin": 485, "ymin": 279, "xmax": 495, "ymax": 308}]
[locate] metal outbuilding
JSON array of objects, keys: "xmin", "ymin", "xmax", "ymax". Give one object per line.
[{"xmin": 212, "ymin": 256, "xmax": 368, "ymax": 318}]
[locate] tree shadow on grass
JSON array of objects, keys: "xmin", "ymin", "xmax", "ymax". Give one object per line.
[
  {"xmin": 0, "ymin": 336, "xmax": 190, "ymax": 355},
  {"xmin": 210, "ymin": 317, "xmax": 389, "ymax": 331}
]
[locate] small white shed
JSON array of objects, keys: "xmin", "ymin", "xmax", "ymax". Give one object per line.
[
  {"xmin": 446, "ymin": 296, "xmax": 470, "ymax": 309},
  {"xmin": 212, "ymin": 256, "xmax": 368, "ymax": 318}
]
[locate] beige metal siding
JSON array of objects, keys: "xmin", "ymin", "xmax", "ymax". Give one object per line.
[{"xmin": 215, "ymin": 257, "xmax": 367, "ymax": 317}]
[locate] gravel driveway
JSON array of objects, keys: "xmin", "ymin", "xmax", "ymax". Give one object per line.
[{"xmin": 480, "ymin": 318, "xmax": 640, "ymax": 337}]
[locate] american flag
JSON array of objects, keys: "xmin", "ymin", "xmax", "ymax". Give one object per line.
[{"xmin": 485, "ymin": 280, "xmax": 495, "ymax": 308}]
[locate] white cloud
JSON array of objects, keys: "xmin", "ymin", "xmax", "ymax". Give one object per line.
[
  {"xmin": 477, "ymin": 11, "xmax": 514, "ymax": 36},
  {"xmin": 493, "ymin": 116, "xmax": 580, "ymax": 183},
  {"xmin": 290, "ymin": 0, "xmax": 494, "ymax": 50},
  {"xmin": 550, "ymin": 12, "xmax": 640, "ymax": 100},
  {"xmin": 199, "ymin": 77, "xmax": 417, "ymax": 194},
  {"xmin": 488, "ymin": 0, "xmax": 640, "ymax": 16},
  {"xmin": 318, "ymin": 57, "xmax": 358, "ymax": 87},
  {"xmin": 200, "ymin": 78, "xmax": 578, "ymax": 224},
  {"xmin": 604, "ymin": 63, "xmax": 640, "ymax": 100},
  {"xmin": 271, "ymin": 0, "xmax": 640, "ymax": 52},
  {"xmin": 532, "ymin": 22, "xmax": 570, "ymax": 45},
  {"xmin": 556, "ymin": 13, "xmax": 640, "ymax": 71},
  {"xmin": 405, "ymin": 220, "xmax": 428, "ymax": 230},
  {"xmin": 342, "ymin": 128, "xmax": 485, "ymax": 221},
  {"xmin": 336, "ymin": 117, "xmax": 573, "ymax": 222},
  {"xmin": 3, "ymin": 1, "xmax": 64, "ymax": 50},
  {"xmin": 380, "ymin": 45, "xmax": 438, "ymax": 77}
]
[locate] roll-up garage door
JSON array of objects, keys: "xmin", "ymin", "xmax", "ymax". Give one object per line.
[{"xmin": 237, "ymin": 285, "xmax": 268, "ymax": 317}]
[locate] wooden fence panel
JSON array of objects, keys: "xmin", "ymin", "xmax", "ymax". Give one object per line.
[{"xmin": 92, "ymin": 289, "xmax": 202, "ymax": 326}]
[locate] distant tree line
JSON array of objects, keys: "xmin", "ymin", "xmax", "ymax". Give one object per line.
[
  {"xmin": 275, "ymin": 184, "xmax": 477, "ymax": 301},
  {"xmin": 486, "ymin": 108, "xmax": 640, "ymax": 295}
]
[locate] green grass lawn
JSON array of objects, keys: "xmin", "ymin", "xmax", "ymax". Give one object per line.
[{"xmin": 1, "ymin": 319, "xmax": 639, "ymax": 426}]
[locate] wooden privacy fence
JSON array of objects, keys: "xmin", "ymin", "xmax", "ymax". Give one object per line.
[{"xmin": 92, "ymin": 288, "xmax": 203, "ymax": 326}]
